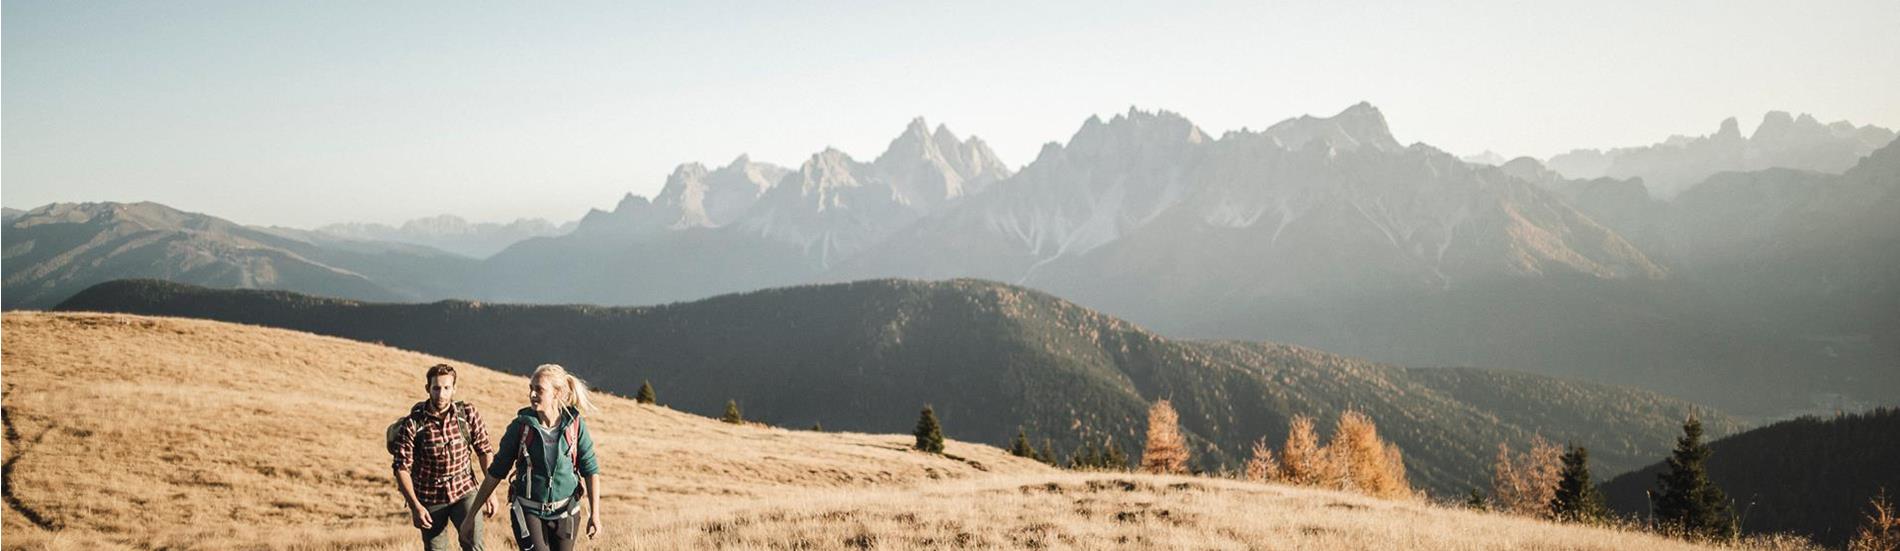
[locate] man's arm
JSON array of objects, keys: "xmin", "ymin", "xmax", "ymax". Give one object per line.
[
  {"xmin": 390, "ymin": 421, "xmax": 432, "ymax": 529},
  {"xmin": 393, "ymin": 467, "xmax": 432, "ymax": 529}
]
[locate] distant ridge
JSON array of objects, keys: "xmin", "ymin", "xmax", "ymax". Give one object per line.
[
  {"xmin": 1600, "ymin": 407, "xmax": 1900, "ymax": 548},
  {"xmin": 58, "ymin": 277, "xmax": 1740, "ymax": 495}
]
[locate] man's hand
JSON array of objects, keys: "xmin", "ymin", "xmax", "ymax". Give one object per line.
[
  {"xmin": 482, "ymin": 495, "xmax": 498, "ymax": 518},
  {"xmin": 410, "ymin": 503, "xmax": 433, "ymax": 530},
  {"xmin": 586, "ymin": 512, "xmax": 601, "ymax": 539}
]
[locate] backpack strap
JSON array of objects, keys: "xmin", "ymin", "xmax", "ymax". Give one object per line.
[
  {"xmin": 414, "ymin": 402, "xmax": 478, "ymax": 456},
  {"xmin": 514, "ymin": 418, "xmax": 534, "ymax": 499},
  {"xmin": 512, "ymin": 411, "xmax": 585, "ymax": 501},
  {"xmin": 452, "ymin": 401, "xmax": 475, "ymax": 453},
  {"xmin": 564, "ymin": 412, "xmax": 582, "ymax": 472}
]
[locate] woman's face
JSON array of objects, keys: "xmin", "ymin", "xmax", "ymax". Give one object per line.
[{"xmin": 530, "ymin": 375, "xmax": 562, "ymax": 411}]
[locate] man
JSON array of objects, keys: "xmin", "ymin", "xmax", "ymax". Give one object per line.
[{"xmin": 391, "ymin": 364, "xmax": 499, "ymax": 550}]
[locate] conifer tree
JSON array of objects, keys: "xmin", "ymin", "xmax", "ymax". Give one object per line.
[
  {"xmin": 1849, "ymin": 489, "xmax": 1899, "ymax": 551},
  {"xmin": 1279, "ymin": 415, "xmax": 1326, "ymax": 485},
  {"xmin": 1244, "ymin": 437, "xmax": 1278, "ymax": 482},
  {"xmin": 1493, "ymin": 436, "xmax": 1564, "ymax": 517},
  {"xmin": 1069, "ymin": 441, "xmax": 1098, "ymax": 469},
  {"xmin": 1038, "ymin": 439, "xmax": 1059, "ymax": 466},
  {"xmin": 635, "ymin": 380, "xmax": 656, "ymax": 405},
  {"xmin": 1104, "ymin": 441, "xmax": 1128, "ymax": 471},
  {"xmin": 809, "ymin": 421, "xmax": 824, "ymax": 432},
  {"xmin": 1549, "ymin": 445, "xmax": 1610, "ymax": 524},
  {"xmin": 1652, "ymin": 415, "xmax": 1735, "ymax": 540},
  {"xmin": 913, "ymin": 405, "xmax": 944, "ymax": 453},
  {"xmin": 722, "ymin": 399, "xmax": 743, "ymax": 424},
  {"xmin": 1009, "ymin": 428, "xmax": 1035, "ymax": 458},
  {"xmin": 1139, "ymin": 399, "xmax": 1190, "ymax": 474},
  {"xmin": 1464, "ymin": 488, "xmax": 1489, "ymax": 511}
]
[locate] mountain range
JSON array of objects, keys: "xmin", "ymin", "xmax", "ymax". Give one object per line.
[
  {"xmin": 1, "ymin": 202, "xmax": 473, "ymax": 309},
  {"xmin": 7, "ymin": 103, "xmax": 1897, "ymax": 419},
  {"xmin": 1546, "ymin": 111, "xmax": 1894, "ymax": 198},
  {"xmin": 56, "ymin": 278, "xmax": 1742, "ymax": 496},
  {"xmin": 314, "ymin": 214, "xmax": 576, "ymax": 258}
]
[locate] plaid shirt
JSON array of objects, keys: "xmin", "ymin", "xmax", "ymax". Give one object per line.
[{"xmin": 390, "ymin": 401, "xmax": 494, "ymax": 506}]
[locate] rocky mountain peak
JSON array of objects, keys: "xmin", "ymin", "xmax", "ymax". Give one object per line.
[{"xmin": 1262, "ymin": 101, "xmax": 1402, "ymax": 152}]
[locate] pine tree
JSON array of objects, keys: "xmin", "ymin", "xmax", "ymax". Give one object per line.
[
  {"xmin": 1038, "ymin": 439, "xmax": 1059, "ymax": 466},
  {"xmin": 913, "ymin": 405, "xmax": 944, "ymax": 453},
  {"xmin": 809, "ymin": 421, "xmax": 824, "ymax": 432},
  {"xmin": 1849, "ymin": 489, "xmax": 1899, "ymax": 551},
  {"xmin": 1464, "ymin": 488, "xmax": 1489, "ymax": 511},
  {"xmin": 1069, "ymin": 440, "xmax": 1098, "ymax": 469},
  {"xmin": 1652, "ymin": 415, "xmax": 1735, "ymax": 540},
  {"xmin": 1244, "ymin": 437, "xmax": 1278, "ymax": 482},
  {"xmin": 1325, "ymin": 411, "xmax": 1409, "ymax": 498},
  {"xmin": 1493, "ymin": 436, "xmax": 1564, "ymax": 517},
  {"xmin": 1549, "ymin": 445, "xmax": 1610, "ymax": 524},
  {"xmin": 1279, "ymin": 415, "xmax": 1326, "ymax": 486},
  {"xmin": 1138, "ymin": 399, "xmax": 1190, "ymax": 474},
  {"xmin": 721, "ymin": 399, "xmax": 743, "ymax": 424},
  {"xmin": 1009, "ymin": 428, "xmax": 1035, "ymax": 458},
  {"xmin": 635, "ymin": 380, "xmax": 656, "ymax": 405},
  {"xmin": 1104, "ymin": 440, "xmax": 1128, "ymax": 471}
]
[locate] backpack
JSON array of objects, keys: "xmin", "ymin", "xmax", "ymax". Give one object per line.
[{"xmin": 386, "ymin": 401, "xmax": 477, "ymax": 466}]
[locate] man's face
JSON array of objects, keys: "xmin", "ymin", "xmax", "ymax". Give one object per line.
[{"xmin": 427, "ymin": 374, "xmax": 455, "ymax": 410}]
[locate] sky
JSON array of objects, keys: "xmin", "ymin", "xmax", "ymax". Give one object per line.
[{"xmin": 5, "ymin": 0, "xmax": 1898, "ymax": 228}]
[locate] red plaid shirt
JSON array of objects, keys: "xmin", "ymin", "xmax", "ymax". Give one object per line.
[{"xmin": 390, "ymin": 401, "xmax": 494, "ymax": 506}]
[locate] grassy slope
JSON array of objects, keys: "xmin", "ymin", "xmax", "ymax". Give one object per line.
[{"xmin": 0, "ymin": 312, "xmax": 1782, "ymax": 550}]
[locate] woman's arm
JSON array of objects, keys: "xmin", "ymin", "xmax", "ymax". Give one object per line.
[
  {"xmin": 461, "ymin": 420, "xmax": 519, "ymax": 540},
  {"xmin": 583, "ymin": 474, "xmax": 602, "ymax": 539},
  {"xmin": 459, "ymin": 474, "xmax": 505, "ymax": 543}
]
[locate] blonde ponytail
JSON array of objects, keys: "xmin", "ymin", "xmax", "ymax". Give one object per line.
[{"xmin": 532, "ymin": 363, "xmax": 599, "ymax": 414}]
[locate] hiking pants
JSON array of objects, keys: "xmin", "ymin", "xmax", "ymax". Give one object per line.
[
  {"xmin": 509, "ymin": 505, "xmax": 579, "ymax": 551},
  {"xmin": 420, "ymin": 493, "xmax": 484, "ymax": 551}
]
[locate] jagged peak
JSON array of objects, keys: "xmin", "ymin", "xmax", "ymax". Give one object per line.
[
  {"xmin": 1752, "ymin": 111, "xmax": 1797, "ymax": 141},
  {"xmin": 614, "ymin": 192, "xmax": 652, "ymax": 212},
  {"xmin": 668, "ymin": 162, "xmax": 710, "ymax": 179},
  {"xmin": 1262, "ymin": 102, "xmax": 1401, "ymax": 152},
  {"xmin": 1064, "ymin": 107, "xmax": 1206, "ymax": 154},
  {"xmin": 1716, "ymin": 117, "xmax": 1743, "ymax": 140}
]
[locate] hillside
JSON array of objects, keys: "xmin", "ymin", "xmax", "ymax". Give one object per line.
[
  {"xmin": 1600, "ymin": 408, "xmax": 1900, "ymax": 548},
  {"xmin": 0, "ymin": 312, "xmax": 1042, "ymax": 549},
  {"xmin": 1, "ymin": 202, "xmax": 474, "ymax": 309},
  {"xmin": 2, "ymin": 312, "xmax": 1772, "ymax": 550},
  {"xmin": 53, "ymin": 278, "xmax": 1742, "ymax": 496}
]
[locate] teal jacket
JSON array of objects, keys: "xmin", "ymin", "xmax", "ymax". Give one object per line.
[{"xmin": 485, "ymin": 407, "xmax": 599, "ymax": 517}]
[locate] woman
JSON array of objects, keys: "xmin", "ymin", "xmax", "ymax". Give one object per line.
[{"xmin": 462, "ymin": 364, "xmax": 602, "ymax": 550}]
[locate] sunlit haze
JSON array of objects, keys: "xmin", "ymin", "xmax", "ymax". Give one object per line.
[{"xmin": 6, "ymin": 0, "xmax": 1897, "ymax": 226}]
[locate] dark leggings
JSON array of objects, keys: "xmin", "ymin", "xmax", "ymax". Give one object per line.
[{"xmin": 509, "ymin": 504, "xmax": 578, "ymax": 551}]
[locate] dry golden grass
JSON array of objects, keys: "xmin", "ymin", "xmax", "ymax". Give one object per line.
[{"xmin": 1, "ymin": 312, "xmax": 1804, "ymax": 550}]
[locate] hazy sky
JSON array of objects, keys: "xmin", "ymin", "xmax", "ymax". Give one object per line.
[{"xmin": 6, "ymin": 1, "xmax": 1897, "ymax": 227}]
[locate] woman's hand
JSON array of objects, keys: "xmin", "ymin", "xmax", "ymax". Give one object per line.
[
  {"xmin": 586, "ymin": 512, "xmax": 601, "ymax": 539},
  {"xmin": 458, "ymin": 513, "xmax": 478, "ymax": 542}
]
